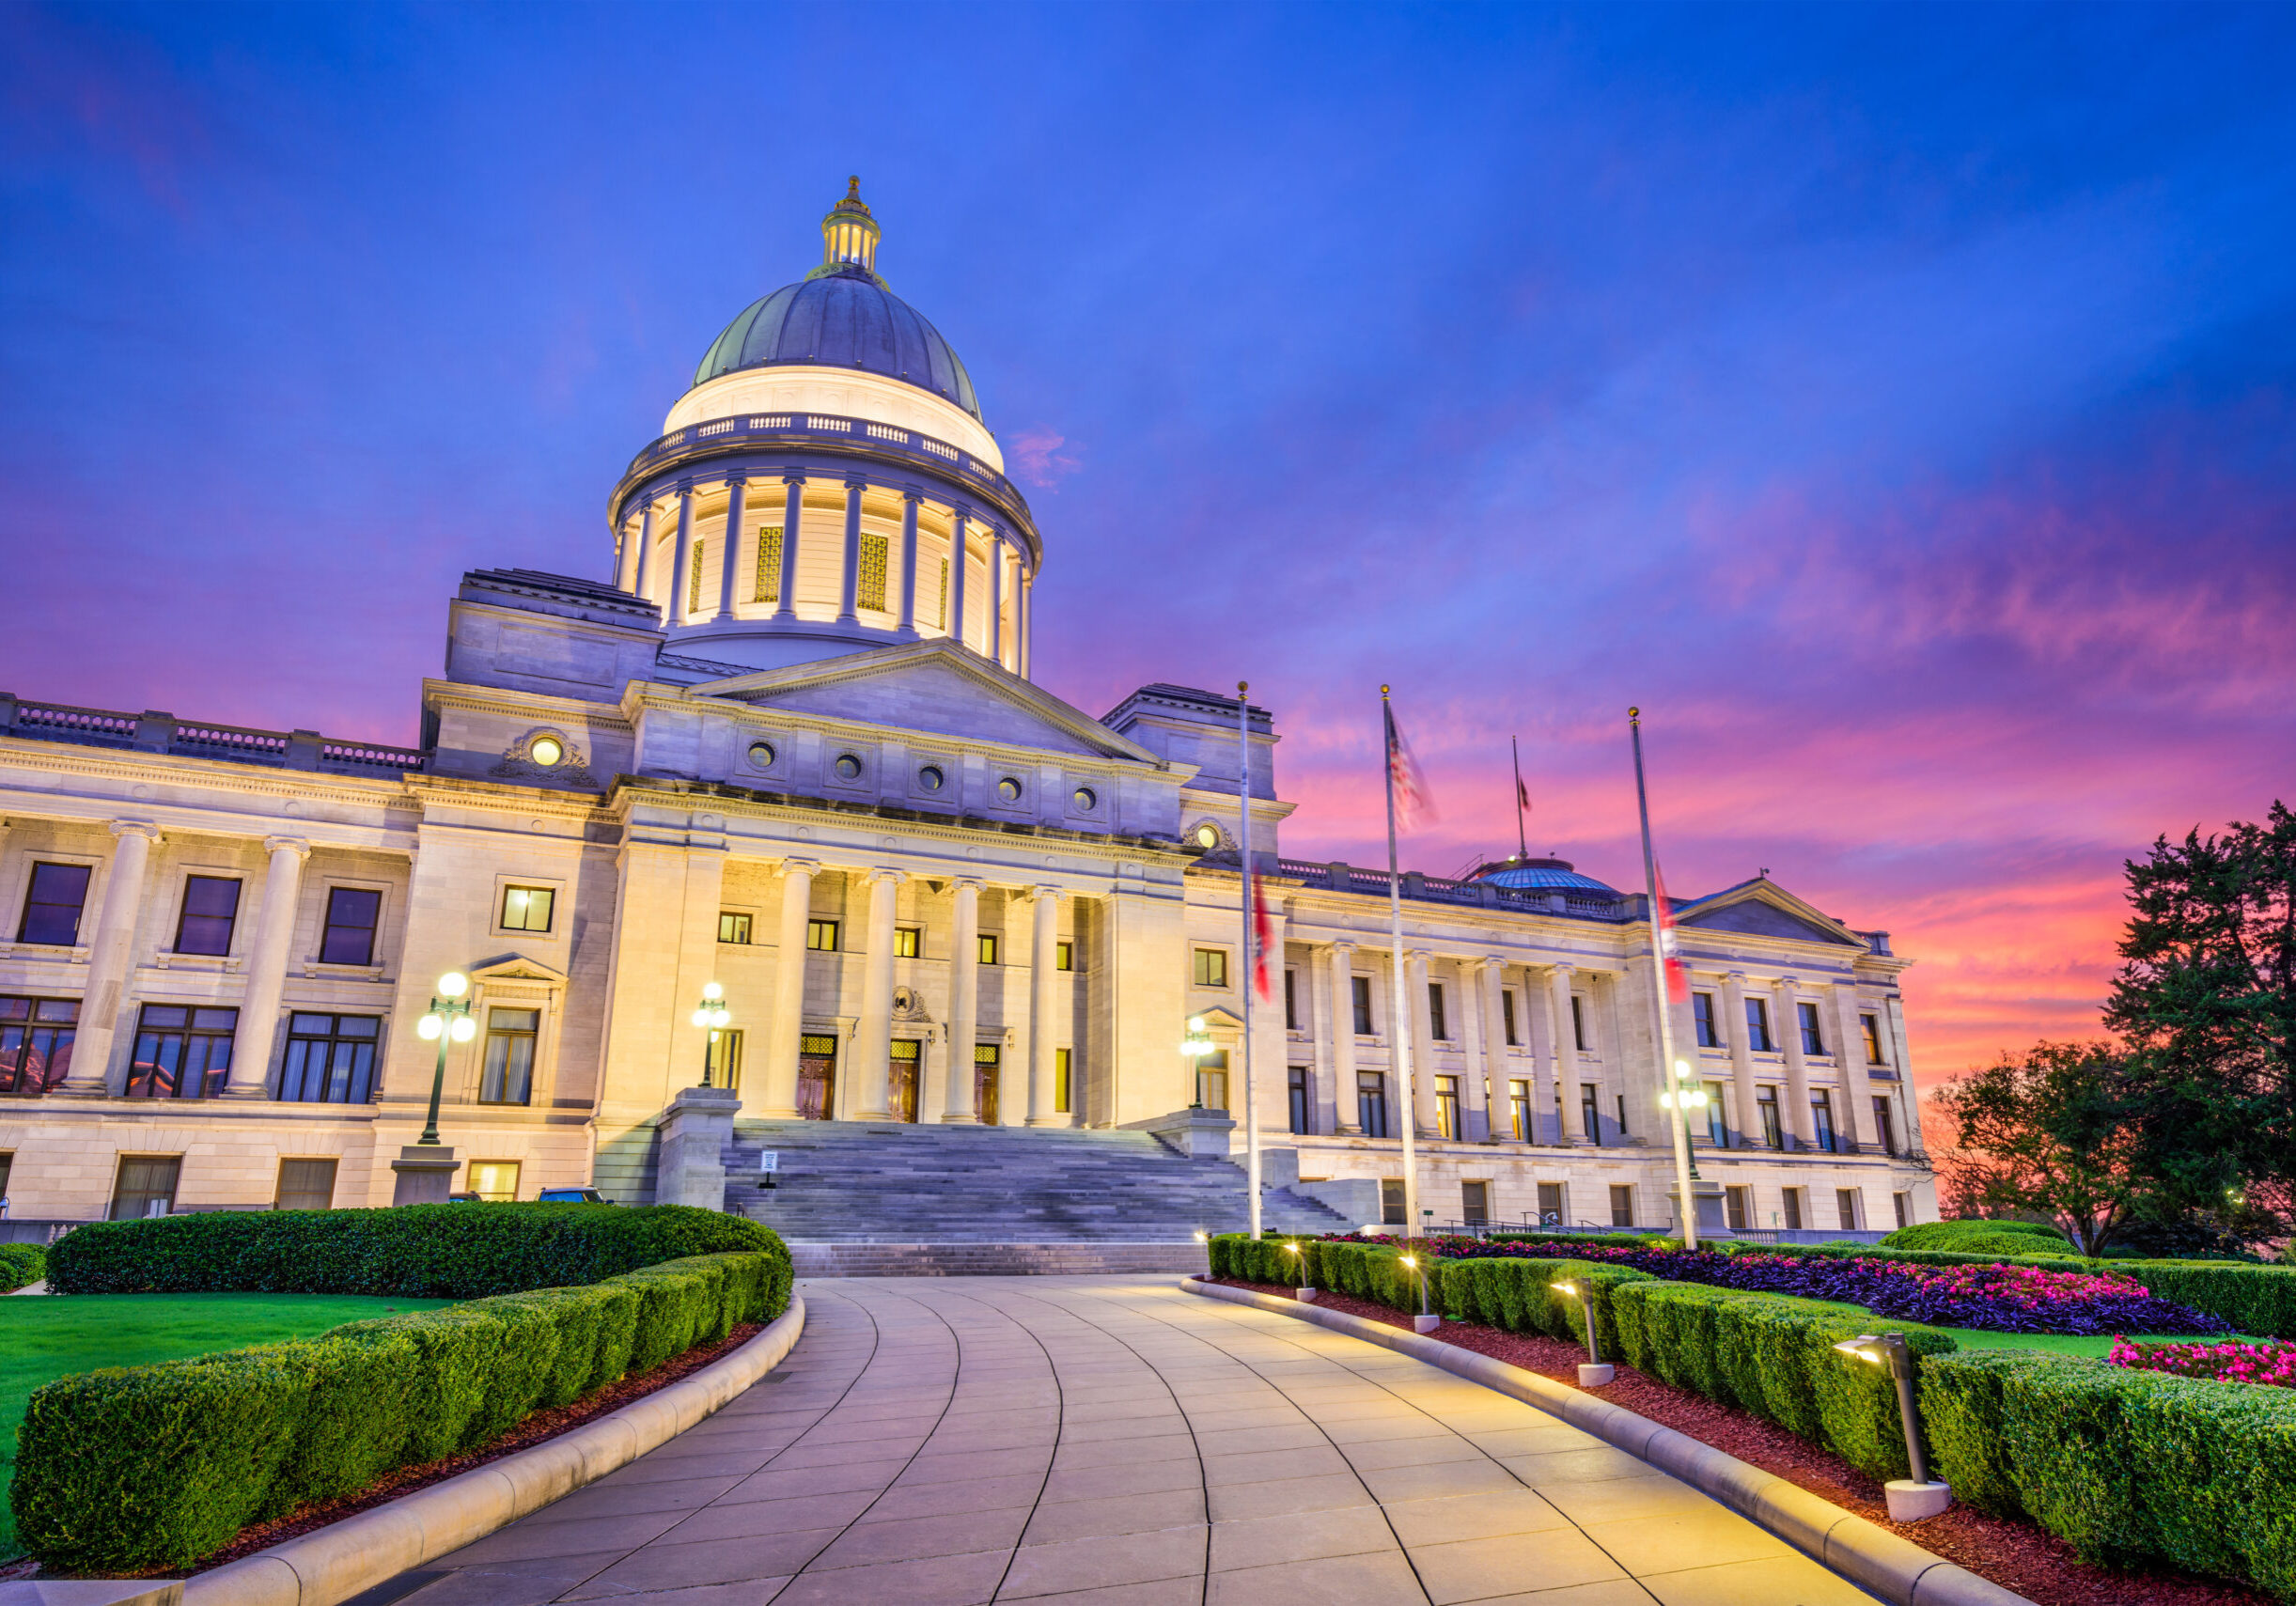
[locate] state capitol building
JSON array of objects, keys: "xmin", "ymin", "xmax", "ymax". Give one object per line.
[{"xmin": 0, "ymin": 184, "xmax": 1936, "ymax": 1245}]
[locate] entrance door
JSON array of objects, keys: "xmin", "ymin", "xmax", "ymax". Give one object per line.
[
  {"xmin": 889, "ymin": 1040, "xmax": 921, "ymax": 1123},
  {"xmin": 797, "ymin": 1034, "xmax": 838, "ymax": 1120},
  {"xmin": 974, "ymin": 1044, "xmax": 1000, "ymax": 1125}
]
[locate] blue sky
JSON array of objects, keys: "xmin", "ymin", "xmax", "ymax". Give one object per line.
[{"xmin": 5, "ymin": 2, "xmax": 2294, "ymax": 1087}]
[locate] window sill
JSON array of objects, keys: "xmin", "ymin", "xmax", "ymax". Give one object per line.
[
  {"xmin": 148, "ymin": 951, "xmax": 243, "ymax": 974},
  {"xmin": 0, "ymin": 943, "xmax": 91, "ymax": 961}
]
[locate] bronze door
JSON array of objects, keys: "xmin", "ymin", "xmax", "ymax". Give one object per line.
[
  {"xmin": 974, "ymin": 1046, "xmax": 999, "ymax": 1125},
  {"xmin": 889, "ymin": 1041, "xmax": 921, "ymax": 1123},
  {"xmin": 797, "ymin": 1034, "xmax": 837, "ymax": 1120}
]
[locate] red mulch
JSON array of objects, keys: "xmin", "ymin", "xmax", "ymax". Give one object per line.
[
  {"xmin": 6, "ymin": 1320, "xmax": 768, "ymax": 1582},
  {"xmin": 1207, "ymin": 1278, "xmax": 2273, "ymax": 1606}
]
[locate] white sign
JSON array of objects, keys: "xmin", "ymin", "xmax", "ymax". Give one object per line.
[{"xmin": 758, "ymin": 1151, "xmax": 780, "ymax": 1176}]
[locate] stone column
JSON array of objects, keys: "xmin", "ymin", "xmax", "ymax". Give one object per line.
[
  {"xmin": 774, "ymin": 475, "xmax": 805, "ymax": 618},
  {"xmin": 1833, "ymin": 982, "xmax": 1877, "ymax": 1148},
  {"xmin": 1018, "ymin": 568, "xmax": 1032, "ymax": 677},
  {"xmin": 837, "ymin": 477, "xmax": 867, "ymax": 623},
  {"xmin": 942, "ymin": 877, "xmax": 984, "ymax": 1120},
  {"xmin": 1776, "ymin": 975, "xmax": 1817, "ymax": 1147},
  {"xmin": 1025, "ymin": 885, "xmax": 1064, "ymax": 1125},
  {"xmin": 1723, "ymin": 970, "xmax": 1761, "ymax": 1146},
  {"xmin": 1406, "ymin": 951, "xmax": 1439, "ymax": 1136},
  {"xmin": 222, "ymin": 835, "xmax": 308, "ymax": 1100},
  {"xmin": 1477, "ymin": 958, "xmax": 1510, "ymax": 1140},
  {"xmin": 989, "ymin": 532, "xmax": 1007, "ymax": 667},
  {"xmin": 665, "ymin": 480, "xmax": 697, "ymax": 625},
  {"xmin": 898, "ymin": 490, "xmax": 922, "ymax": 638},
  {"xmin": 850, "ymin": 868, "xmax": 905, "ymax": 1120},
  {"xmin": 948, "ymin": 508, "xmax": 971, "ymax": 647},
  {"xmin": 714, "ymin": 476, "xmax": 747, "ymax": 620},
  {"xmin": 1885, "ymin": 995, "xmax": 1924, "ymax": 1156},
  {"xmin": 1549, "ymin": 962, "xmax": 1587, "ymax": 1142},
  {"xmin": 1328, "ymin": 940, "xmax": 1359, "ymax": 1132},
  {"xmin": 628, "ymin": 498, "xmax": 658, "ymax": 601},
  {"xmin": 615, "ymin": 507, "xmax": 641, "ymax": 593},
  {"xmin": 753, "ymin": 858, "xmax": 818, "ymax": 1118},
  {"xmin": 60, "ymin": 820, "xmax": 161, "ymax": 1094}
]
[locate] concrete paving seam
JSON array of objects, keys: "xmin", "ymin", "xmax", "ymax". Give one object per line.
[
  {"xmin": 1181, "ymin": 1278, "xmax": 2033, "ymax": 1606},
  {"xmin": 172, "ymin": 1296, "xmax": 809, "ymax": 1606}
]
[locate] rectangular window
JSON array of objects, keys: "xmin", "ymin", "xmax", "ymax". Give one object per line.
[
  {"xmin": 1725, "ymin": 1186, "xmax": 1749, "ymax": 1231},
  {"xmin": 754, "ymin": 525, "xmax": 784, "ymax": 602},
  {"xmin": 1351, "ymin": 975, "xmax": 1374, "ymax": 1036},
  {"xmin": 1757, "ymin": 1085, "xmax": 1783, "ymax": 1149},
  {"xmin": 1581, "ymin": 1084, "xmax": 1601, "ymax": 1146},
  {"xmin": 1054, "ymin": 1047, "xmax": 1072, "ymax": 1115},
  {"xmin": 857, "ymin": 532, "xmax": 889, "ymax": 613},
  {"xmin": 1798, "ymin": 1001, "xmax": 1825, "ymax": 1056},
  {"xmin": 17, "ymin": 862, "xmax": 91, "ymax": 946},
  {"xmin": 479, "ymin": 1007, "xmax": 539, "ymax": 1105},
  {"xmin": 273, "ymin": 1158, "xmax": 338, "ymax": 1211},
  {"xmin": 1288, "ymin": 1066, "xmax": 1310, "ymax": 1134},
  {"xmin": 320, "ymin": 886, "xmax": 382, "ymax": 965},
  {"xmin": 1428, "ymin": 983, "xmax": 1448, "ymax": 1041},
  {"xmin": 126, "ymin": 1005, "xmax": 238, "ymax": 1099},
  {"xmin": 1862, "ymin": 1012, "xmax": 1887, "ymax": 1064},
  {"xmin": 1357, "ymin": 1070, "xmax": 1389, "ymax": 1138},
  {"xmin": 936, "ymin": 557, "xmax": 948, "ymax": 631},
  {"xmin": 718, "ymin": 912, "xmax": 753, "ymax": 944},
  {"xmin": 1537, "ymin": 1181, "xmax": 1565, "ymax": 1225},
  {"xmin": 1462, "ymin": 1180, "xmax": 1491, "ymax": 1225},
  {"xmin": 976, "ymin": 932, "xmax": 998, "ymax": 965},
  {"xmin": 1692, "ymin": 991, "xmax": 1721, "ymax": 1049},
  {"xmin": 1811, "ymin": 1088, "xmax": 1837, "ymax": 1150},
  {"xmin": 1872, "ymin": 1096, "xmax": 1898, "ymax": 1157},
  {"xmin": 0, "ymin": 996, "xmax": 78, "ymax": 1095},
  {"xmin": 1570, "ymin": 995, "xmax": 1587, "ymax": 1052},
  {"xmin": 1435, "ymin": 1074, "xmax": 1460, "ymax": 1140},
  {"xmin": 1745, "ymin": 997, "xmax": 1774, "ymax": 1052},
  {"xmin": 500, "ymin": 884, "xmax": 555, "ymax": 933},
  {"xmin": 1508, "ymin": 1078, "xmax": 1531, "ymax": 1142},
  {"xmin": 468, "ymin": 1161, "xmax": 521, "ymax": 1204},
  {"xmin": 708, "ymin": 1028, "xmax": 743, "ymax": 1094},
  {"xmin": 1195, "ymin": 1049, "xmax": 1228, "ymax": 1112},
  {"xmin": 1609, "ymin": 1184, "xmax": 1634, "ymax": 1228},
  {"xmin": 895, "ymin": 926, "xmax": 921, "ymax": 959},
  {"xmin": 1283, "ymin": 969, "xmax": 1298, "ymax": 1029},
  {"xmin": 1836, "ymin": 1188, "xmax": 1863, "ymax": 1231},
  {"xmin": 1055, "ymin": 940, "xmax": 1073, "ymax": 972},
  {"xmin": 1501, "ymin": 990, "xmax": 1518, "ymax": 1045},
  {"xmin": 172, "ymin": 875, "xmax": 242, "ymax": 956},
  {"xmin": 279, "ymin": 1013, "xmax": 382, "ymax": 1103},
  {"xmin": 1382, "ymin": 1177, "xmax": 1407, "ymax": 1226},
  {"xmin": 807, "ymin": 920, "xmax": 840, "ymax": 952},
  {"xmin": 1194, "ymin": 947, "xmax": 1228, "ymax": 988},
  {"xmin": 687, "ymin": 538, "xmax": 704, "ymax": 614},
  {"xmin": 1782, "ymin": 1187, "xmax": 1804, "ymax": 1230},
  {"xmin": 1616, "ymin": 1092, "xmax": 1630, "ymax": 1138},
  {"xmin": 1894, "ymin": 1193, "xmax": 1912, "ymax": 1229},
  {"xmin": 110, "ymin": 1155, "xmax": 181, "ymax": 1220},
  {"xmin": 1704, "ymin": 1082, "xmax": 1728, "ymax": 1146}
]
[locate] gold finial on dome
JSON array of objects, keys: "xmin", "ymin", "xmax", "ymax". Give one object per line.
[{"xmin": 816, "ymin": 176, "xmax": 883, "ymax": 282}]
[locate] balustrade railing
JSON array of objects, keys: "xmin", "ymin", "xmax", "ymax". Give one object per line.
[
  {"xmin": 1, "ymin": 694, "xmax": 424, "ymax": 776},
  {"xmin": 620, "ymin": 410, "xmax": 1028, "ymax": 521},
  {"xmin": 1257, "ymin": 855, "xmax": 1631, "ymax": 921}
]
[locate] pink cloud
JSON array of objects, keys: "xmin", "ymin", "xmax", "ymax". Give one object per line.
[{"xmin": 1008, "ymin": 427, "xmax": 1082, "ymax": 490}]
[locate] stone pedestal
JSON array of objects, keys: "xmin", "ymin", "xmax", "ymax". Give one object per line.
[
  {"xmin": 390, "ymin": 1145, "xmax": 459, "ymax": 1206},
  {"xmin": 1125, "ymin": 1107, "xmax": 1235, "ymax": 1160},
  {"xmin": 657, "ymin": 1085, "xmax": 742, "ymax": 1208},
  {"xmin": 1578, "ymin": 1363, "xmax": 1616, "ymax": 1387},
  {"xmin": 1412, "ymin": 1313, "xmax": 1441, "ymax": 1334},
  {"xmin": 1884, "ymin": 1480, "xmax": 1953, "ymax": 1521}
]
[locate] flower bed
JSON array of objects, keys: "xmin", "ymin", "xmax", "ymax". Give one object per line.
[{"xmin": 2112, "ymin": 1336, "xmax": 2296, "ymax": 1389}]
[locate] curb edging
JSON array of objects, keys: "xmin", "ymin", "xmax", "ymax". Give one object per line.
[
  {"xmin": 1181, "ymin": 1278, "xmax": 2031, "ymax": 1606},
  {"xmin": 179, "ymin": 1296, "xmax": 808, "ymax": 1606}
]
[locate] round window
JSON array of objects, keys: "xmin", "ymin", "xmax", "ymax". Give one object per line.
[
  {"xmin": 747, "ymin": 741, "xmax": 775, "ymax": 769},
  {"xmin": 996, "ymin": 777, "xmax": 1023, "ymax": 803},
  {"xmin": 917, "ymin": 765, "xmax": 945, "ymax": 792},
  {"xmin": 528, "ymin": 737, "xmax": 563, "ymax": 768},
  {"xmin": 1072, "ymin": 787, "xmax": 1097, "ymax": 812},
  {"xmin": 1194, "ymin": 823, "xmax": 1221, "ymax": 850},
  {"xmin": 834, "ymin": 754, "xmax": 864, "ymax": 781}
]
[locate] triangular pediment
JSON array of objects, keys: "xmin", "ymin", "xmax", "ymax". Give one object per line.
[
  {"xmin": 1674, "ymin": 879, "xmax": 1866, "ymax": 948},
  {"xmin": 468, "ymin": 952, "xmax": 571, "ymax": 986},
  {"xmin": 688, "ymin": 642, "xmax": 1161, "ymax": 764}
]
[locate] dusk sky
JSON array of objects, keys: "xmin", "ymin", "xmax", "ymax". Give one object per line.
[{"xmin": 6, "ymin": 3, "xmax": 2293, "ymax": 1122}]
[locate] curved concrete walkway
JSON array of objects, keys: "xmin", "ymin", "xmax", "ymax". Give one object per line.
[{"xmin": 378, "ymin": 1276, "xmax": 1879, "ymax": 1605}]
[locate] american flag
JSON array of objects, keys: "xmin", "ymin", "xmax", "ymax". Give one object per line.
[
  {"xmin": 1251, "ymin": 876, "xmax": 1275, "ymax": 1001},
  {"xmin": 1654, "ymin": 861, "xmax": 1689, "ymax": 1004},
  {"xmin": 1383, "ymin": 698, "xmax": 1437, "ymax": 830}
]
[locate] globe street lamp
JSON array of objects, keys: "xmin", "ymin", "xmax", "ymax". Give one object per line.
[
  {"xmin": 690, "ymin": 981, "xmax": 733, "ymax": 1086},
  {"xmin": 1181, "ymin": 1015, "xmax": 1215, "ymax": 1105},
  {"xmin": 414, "ymin": 972, "xmax": 475, "ymax": 1146},
  {"xmin": 1657, "ymin": 1059, "xmax": 1709, "ymax": 1179}
]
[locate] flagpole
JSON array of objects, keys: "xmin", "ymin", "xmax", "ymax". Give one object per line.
[
  {"xmin": 1383, "ymin": 686, "xmax": 1418, "ymax": 1243},
  {"xmin": 1238, "ymin": 681, "xmax": 1262, "ymax": 1241},
  {"xmin": 1510, "ymin": 735, "xmax": 1529, "ymax": 861},
  {"xmin": 1630, "ymin": 707, "xmax": 1700, "ymax": 1250}
]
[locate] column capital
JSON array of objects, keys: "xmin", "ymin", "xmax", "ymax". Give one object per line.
[
  {"xmin": 1028, "ymin": 883, "xmax": 1064, "ymax": 903},
  {"xmin": 1724, "ymin": 969, "xmax": 1749, "ymax": 984},
  {"xmin": 779, "ymin": 856, "xmax": 822, "ymax": 878},
  {"xmin": 865, "ymin": 866, "xmax": 908, "ymax": 887},
  {"xmin": 1775, "ymin": 973, "xmax": 1801, "ymax": 990},
  {"xmin": 1479, "ymin": 955, "xmax": 1508, "ymax": 973},
  {"xmin": 674, "ymin": 478, "xmax": 696, "ymax": 497},
  {"xmin": 1328, "ymin": 938, "xmax": 1357, "ymax": 956},
  {"xmin": 844, "ymin": 475, "xmax": 870, "ymax": 491},
  {"xmin": 108, "ymin": 819, "xmax": 161, "ymax": 841},
  {"xmin": 722, "ymin": 473, "xmax": 748, "ymax": 490},
  {"xmin": 781, "ymin": 471, "xmax": 807, "ymax": 486},
  {"xmin": 1547, "ymin": 959, "xmax": 1577, "ymax": 978},
  {"xmin": 901, "ymin": 487, "xmax": 925, "ymax": 504},
  {"xmin": 261, "ymin": 835, "xmax": 311, "ymax": 860}
]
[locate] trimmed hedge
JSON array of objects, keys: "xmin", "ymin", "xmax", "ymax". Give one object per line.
[
  {"xmin": 43, "ymin": 1202, "xmax": 774, "ymax": 1298},
  {"xmin": 1883, "ymin": 1219, "xmax": 2073, "ymax": 1253},
  {"xmin": 0, "ymin": 1242, "xmax": 43, "ymax": 1291},
  {"xmin": 1924, "ymin": 1349, "xmax": 2296, "ymax": 1598},
  {"xmin": 12, "ymin": 1248, "xmax": 789, "ymax": 1574}
]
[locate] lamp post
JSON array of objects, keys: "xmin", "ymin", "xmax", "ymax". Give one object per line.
[
  {"xmin": 1286, "ymin": 1240, "xmax": 1318, "ymax": 1302},
  {"xmin": 1657, "ymin": 1057, "xmax": 1709, "ymax": 1229},
  {"xmin": 1398, "ymin": 1253, "xmax": 1440, "ymax": 1333},
  {"xmin": 414, "ymin": 972, "xmax": 476, "ymax": 1146},
  {"xmin": 1833, "ymin": 1333, "xmax": 1952, "ymax": 1520},
  {"xmin": 1553, "ymin": 1279, "xmax": 1614, "ymax": 1386},
  {"xmin": 690, "ymin": 981, "xmax": 733, "ymax": 1086},
  {"xmin": 1181, "ymin": 1015, "xmax": 1214, "ymax": 1103}
]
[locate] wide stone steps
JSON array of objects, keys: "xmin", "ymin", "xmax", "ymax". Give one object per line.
[{"xmin": 788, "ymin": 1242, "xmax": 1212, "ymax": 1278}]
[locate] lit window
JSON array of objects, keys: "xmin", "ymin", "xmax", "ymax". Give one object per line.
[
  {"xmin": 1054, "ymin": 1047, "xmax": 1072, "ymax": 1114},
  {"xmin": 320, "ymin": 887, "xmax": 382, "ymax": 966},
  {"xmin": 748, "ymin": 740, "xmax": 775, "ymax": 769},
  {"xmin": 977, "ymin": 933, "xmax": 999, "ymax": 965},
  {"xmin": 173, "ymin": 876, "xmax": 242, "ymax": 957},
  {"xmin": 996, "ymin": 776, "xmax": 1023, "ymax": 803},
  {"xmin": 1194, "ymin": 947, "xmax": 1228, "ymax": 988},
  {"xmin": 1862, "ymin": 1013, "xmax": 1886, "ymax": 1064},
  {"xmin": 687, "ymin": 538, "xmax": 704, "ymax": 614},
  {"xmin": 807, "ymin": 920, "xmax": 840, "ymax": 952},
  {"xmin": 480, "ymin": 1008, "xmax": 539, "ymax": 1105},
  {"xmin": 936, "ymin": 557, "xmax": 948, "ymax": 630},
  {"xmin": 1072, "ymin": 787, "xmax": 1096, "ymax": 812},
  {"xmin": 858, "ymin": 533, "xmax": 889, "ymax": 612},
  {"xmin": 16, "ymin": 863, "xmax": 91, "ymax": 946},
  {"xmin": 1054, "ymin": 940, "xmax": 1072, "ymax": 972},
  {"xmin": 1435, "ymin": 1075, "xmax": 1460, "ymax": 1139},
  {"xmin": 529, "ymin": 736, "xmax": 563, "ymax": 768},
  {"xmin": 501, "ymin": 885, "xmax": 554, "ymax": 933},
  {"xmin": 896, "ymin": 927, "xmax": 921, "ymax": 959},
  {"xmin": 1193, "ymin": 823, "xmax": 1221, "ymax": 850},
  {"xmin": 754, "ymin": 526, "xmax": 783, "ymax": 601},
  {"xmin": 467, "ymin": 1161, "xmax": 522, "ymax": 1203},
  {"xmin": 719, "ymin": 912, "xmax": 753, "ymax": 944}
]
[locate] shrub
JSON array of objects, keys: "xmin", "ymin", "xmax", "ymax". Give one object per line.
[
  {"xmin": 0, "ymin": 1242, "xmax": 43, "ymax": 1291},
  {"xmin": 43, "ymin": 1202, "xmax": 773, "ymax": 1297},
  {"xmin": 1882, "ymin": 1219, "xmax": 2071, "ymax": 1253},
  {"xmin": 11, "ymin": 1248, "xmax": 789, "ymax": 1574}
]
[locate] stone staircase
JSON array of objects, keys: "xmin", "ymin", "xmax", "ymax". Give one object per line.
[{"xmin": 723, "ymin": 1120, "xmax": 1351, "ymax": 1276}]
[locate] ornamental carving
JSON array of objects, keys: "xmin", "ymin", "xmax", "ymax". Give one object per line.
[{"xmin": 491, "ymin": 728, "xmax": 600, "ymax": 787}]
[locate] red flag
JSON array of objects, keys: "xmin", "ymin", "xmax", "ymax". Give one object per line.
[
  {"xmin": 1383, "ymin": 700, "xmax": 1438, "ymax": 830},
  {"xmin": 1516, "ymin": 776, "xmax": 1532, "ymax": 813},
  {"xmin": 1654, "ymin": 862, "xmax": 1689, "ymax": 1005},
  {"xmin": 1251, "ymin": 876, "xmax": 1274, "ymax": 1001}
]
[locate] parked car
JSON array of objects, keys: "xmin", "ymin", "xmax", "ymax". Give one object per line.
[{"xmin": 537, "ymin": 1187, "xmax": 616, "ymax": 1205}]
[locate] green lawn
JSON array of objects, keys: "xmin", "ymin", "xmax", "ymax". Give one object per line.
[{"xmin": 0, "ymin": 1293, "xmax": 449, "ymax": 1560}]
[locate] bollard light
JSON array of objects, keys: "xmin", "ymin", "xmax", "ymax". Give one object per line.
[
  {"xmin": 1833, "ymin": 1333, "xmax": 1952, "ymax": 1520},
  {"xmin": 1399, "ymin": 1255, "xmax": 1439, "ymax": 1333},
  {"xmin": 1554, "ymin": 1279, "xmax": 1613, "ymax": 1385}
]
